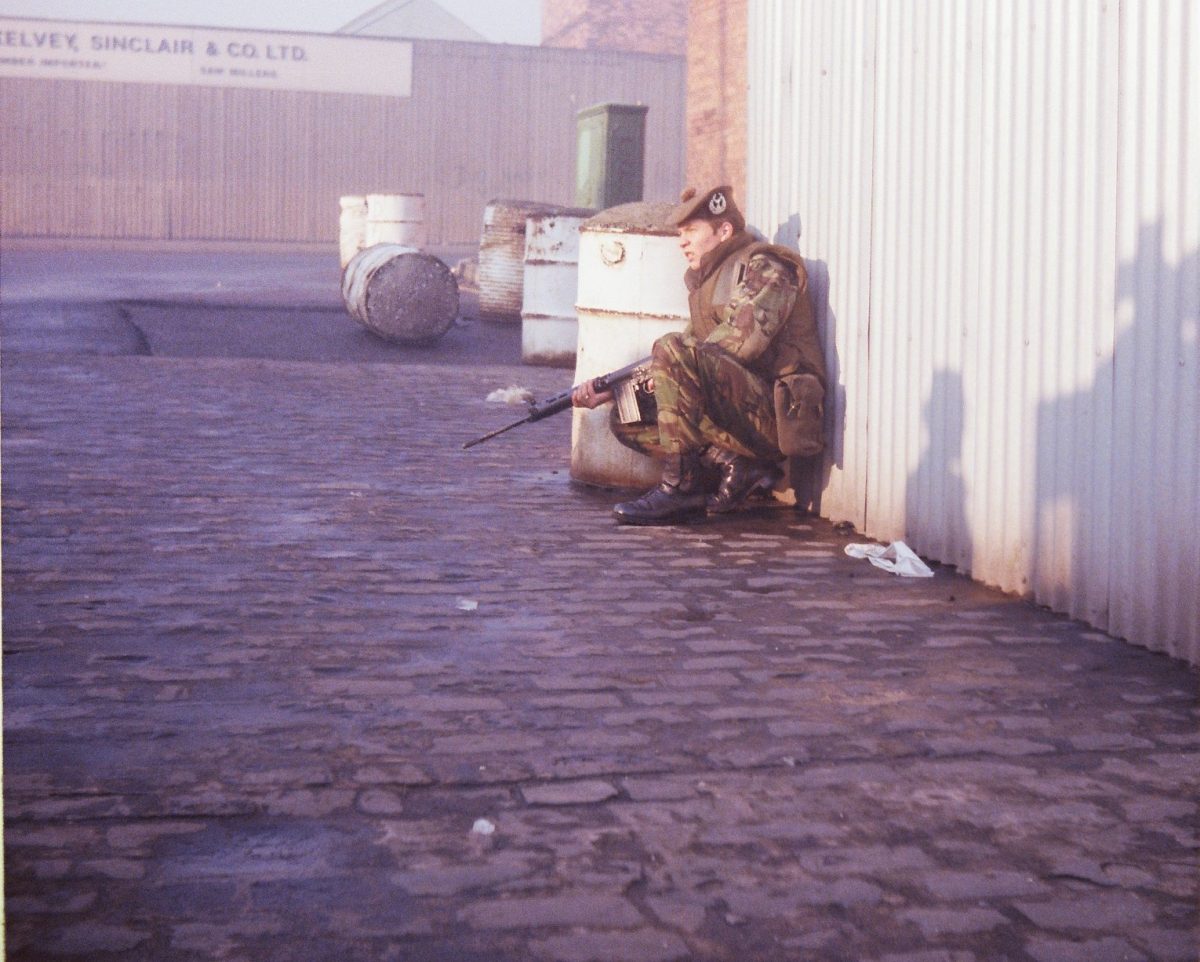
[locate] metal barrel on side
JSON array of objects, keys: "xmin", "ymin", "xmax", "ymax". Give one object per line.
[
  {"xmin": 571, "ymin": 202, "xmax": 689, "ymax": 488},
  {"xmin": 341, "ymin": 244, "xmax": 459, "ymax": 345},
  {"xmin": 365, "ymin": 193, "xmax": 426, "ymax": 249},
  {"xmin": 520, "ymin": 207, "xmax": 593, "ymax": 368}
]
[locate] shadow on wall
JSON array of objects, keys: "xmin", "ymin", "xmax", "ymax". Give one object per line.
[
  {"xmin": 773, "ymin": 214, "xmax": 845, "ymax": 515},
  {"xmin": 1033, "ymin": 221, "xmax": 1198, "ymax": 651},
  {"xmin": 906, "ymin": 370, "xmax": 972, "ymax": 576}
]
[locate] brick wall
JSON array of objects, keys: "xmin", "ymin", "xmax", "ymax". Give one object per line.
[
  {"xmin": 541, "ymin": 0, "xmax": 688, "ymax": 56},
  {"xmin": 685, "ymin": 0, "xmax": 747, "ymax": 200}
]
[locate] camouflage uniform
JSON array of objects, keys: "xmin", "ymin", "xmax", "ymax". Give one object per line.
[{"xmin": 612, "ymin": 232, "xmax": 826, "ymax": 464}]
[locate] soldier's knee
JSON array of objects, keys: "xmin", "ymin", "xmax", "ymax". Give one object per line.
[
  {"xmin": 610, "ymin": 407, "xmax": 662, "ymax": 456},
  {"xmin": 652, "ymin": 332, "xmax": 687, "ymax": 365}
]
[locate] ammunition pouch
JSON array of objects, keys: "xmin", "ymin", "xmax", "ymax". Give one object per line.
[{"xmin": 773, "ymin": 373, "xmax": 824, "ymax": 457}]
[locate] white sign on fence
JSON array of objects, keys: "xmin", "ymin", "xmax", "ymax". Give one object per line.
[{"xmin": 0, "ymin": 17, "xmax": 412, "ymax": 97}]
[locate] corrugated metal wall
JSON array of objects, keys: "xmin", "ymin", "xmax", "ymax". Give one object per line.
[
  {"xmin": 0, "ymin": 38, "xmax": 684, "ymax": 246},
  {"xmin": 1109, "ymin": 0, "xmax": 1199, "ymax": 660},
  {"xmin": 748, "ymin": 0, "xmax": 877, "ymax": 528},
  {"xmin": 748, "ymin": 0, "xmax": 1198, "ymax": 665}
]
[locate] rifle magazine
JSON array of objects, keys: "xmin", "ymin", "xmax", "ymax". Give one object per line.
[{"xmin": 613, "ymin": 368, "xmax": 656, "ymax": 424}]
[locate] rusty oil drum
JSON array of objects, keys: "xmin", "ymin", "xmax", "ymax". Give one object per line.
[{"xmin": 477, "ymin": 199, "xmax": 562, "ymax": 323}]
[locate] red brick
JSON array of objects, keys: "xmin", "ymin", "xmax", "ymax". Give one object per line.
[
  {"xmin": 686, "ymin": 0, "xmax": 748, "ymax": 198},
  {"xmin": 542, "ymin": 0, "xmax": 688, "ymax": 56}
]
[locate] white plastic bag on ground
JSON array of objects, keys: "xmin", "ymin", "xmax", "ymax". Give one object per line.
[
  {"xmin": 844, "ymin": 540, "xmax": 934, "ymax": 578},
  {"xmin": 486, "ymin": 386, "xmax": 533, "ymax": 405}
]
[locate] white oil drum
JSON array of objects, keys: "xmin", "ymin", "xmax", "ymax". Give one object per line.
[
  {"xmin": 338, "ymin": 195, "xmax": 368, "ymax": 268},
  {"xmin": 521, "ymin": 208, "xmax": 593, "ymax": 368},
  {"xmin": 365, "ymin": 193, "xmax": 426, "ymax": 249},
  {"xmin": 341, "ymin": 243, "xmax": 459, "ymax": 345},
  {"xmin": 572, "ymin": 202, "xmax": 689, "ymax": 488},
  {"xmin": 477, "ymin": 199, "xmax": 559, "ymax": 324}
]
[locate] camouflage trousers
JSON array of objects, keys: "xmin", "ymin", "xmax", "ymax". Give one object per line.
[{"xmin": 611, "ymin": 332, "xmax": 782, "ymax": 462}]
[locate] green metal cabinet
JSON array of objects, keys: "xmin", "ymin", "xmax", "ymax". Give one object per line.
[{"xmin": 574, "ymin": 103, "xmax": 649, "ymax": 210}]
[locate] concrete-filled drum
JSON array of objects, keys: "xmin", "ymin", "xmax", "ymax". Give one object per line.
[
  {"xmin": 477, "ymin": 199, "xmax": 560, "ymax": 323},
  {"xmin": 341, "ymin": 244, "xmax": 459, "ymax": 345},
  {"xmin": 520, "ymin": 208, "xmax": 593, "ymax": 368},
  {"xmin": 365, "ymin": 193, "xmax": 426, "ymax": 249},
  {"xmin": 572, "ymin": 202, "xmax": 689, "ymax": 488}
]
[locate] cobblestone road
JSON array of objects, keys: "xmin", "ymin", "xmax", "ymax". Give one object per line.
[{"xmin": 2, "ymin": 252, "xmax": 1197, "ymax": 961}]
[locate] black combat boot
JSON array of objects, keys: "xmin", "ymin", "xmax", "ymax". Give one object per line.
[
  {"xmin": 612, "ymin": 453, "xmax": 707, "ymax": 526},
  {"xmin": 704, "ymin": 447, "xmax": 783, "ymax": 513}
]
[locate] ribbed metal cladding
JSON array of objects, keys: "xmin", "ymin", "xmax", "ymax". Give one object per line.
[
  {"xmin": 747, "ymin": 0, "xmax": 876, "ymax": 528},
  {"xmin": 0, "ymin": 38, "xmax": 684, "ymax": 245},
  {"xmin": 749, "ymin": 0, "xmax": 1198, "ymax": 665},
  {"xmin": 1109, "ymin": 0, "xmax": 1199, "ymax": 664}
]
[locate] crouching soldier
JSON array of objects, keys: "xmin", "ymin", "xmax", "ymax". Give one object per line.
[{"xmin": 572, "ymin": 185, "xmax": 827, "ymax": 525}]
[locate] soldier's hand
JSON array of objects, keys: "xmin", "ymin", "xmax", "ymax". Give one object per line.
[{"xmin": 571, "ymin": 378, "xmax": 614, "ymax": 409}]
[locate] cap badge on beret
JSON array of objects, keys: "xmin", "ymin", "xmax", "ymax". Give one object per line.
[{"xmin": 668, "ymin": 184, "xmax": 743, "ymax": 230}]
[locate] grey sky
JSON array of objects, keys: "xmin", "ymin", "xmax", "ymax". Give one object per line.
[{"xmin": 0, "ymin": 1, "xmax": 542, "ymax": 45}]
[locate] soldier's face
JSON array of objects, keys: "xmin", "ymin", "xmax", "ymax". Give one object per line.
[{"xmin": 678, "ymin": 219, "xmax": 732, "ymax": 268}]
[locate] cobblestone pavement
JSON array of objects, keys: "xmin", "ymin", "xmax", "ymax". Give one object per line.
[{"xmin": 2, "ymin": 252, "xmax": 1198, "ymax": 961}]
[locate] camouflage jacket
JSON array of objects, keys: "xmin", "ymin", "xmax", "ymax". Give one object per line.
[{"xmin": 683, "ymin": 231, "xmax": 827, "ymax": 390}]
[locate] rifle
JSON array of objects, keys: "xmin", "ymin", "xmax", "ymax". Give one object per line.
[{"xmin": 463, "ymin": 356, "xmax": 653, "ymax": 449}]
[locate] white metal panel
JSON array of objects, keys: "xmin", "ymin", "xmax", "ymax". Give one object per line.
[
  {"xmin": 1019, "ymin": 0, "xmax": 1120, "ymax": 627},
  {"xmin": 867, "ymin": 0, "xmax": 976, "ymax": 563},
  {"xmin": 522, "ymin": 211, "xmax": 590, "ymax": 367},
  {"xmin": 1110, "ymin": 0, "xmax": 1200, "ymax": 664},
  {"xmin": 868, "ymin": 0, "xmax": 1119, "ymax": 612},
  {"xmin": 338, "ymin": 195, "xmax": 368, "ymax": 268},
  {"xmin": 364, "ymin": 193, "xmax": 426, "ymax": 248},
  {"xmin": 746, "ymin": 0, "xmax": 876, "ymax": 527},
  {"xmin": 749, "ymin": 0, "xmax": 1197, "ymax": 664}
]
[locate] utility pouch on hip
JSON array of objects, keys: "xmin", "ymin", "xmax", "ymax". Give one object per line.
[{"xmin": 773, "ymin": 373, "xmax": 825, "ymax": 457}]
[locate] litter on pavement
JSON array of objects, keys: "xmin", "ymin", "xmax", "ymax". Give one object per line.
[
  {"xmin": 485, "ymin": 386, "xmax": 534, "ymax": 405},
  {"xmin": 844, "ymin": 540, "xmax": 934, "ymax": 578}
]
